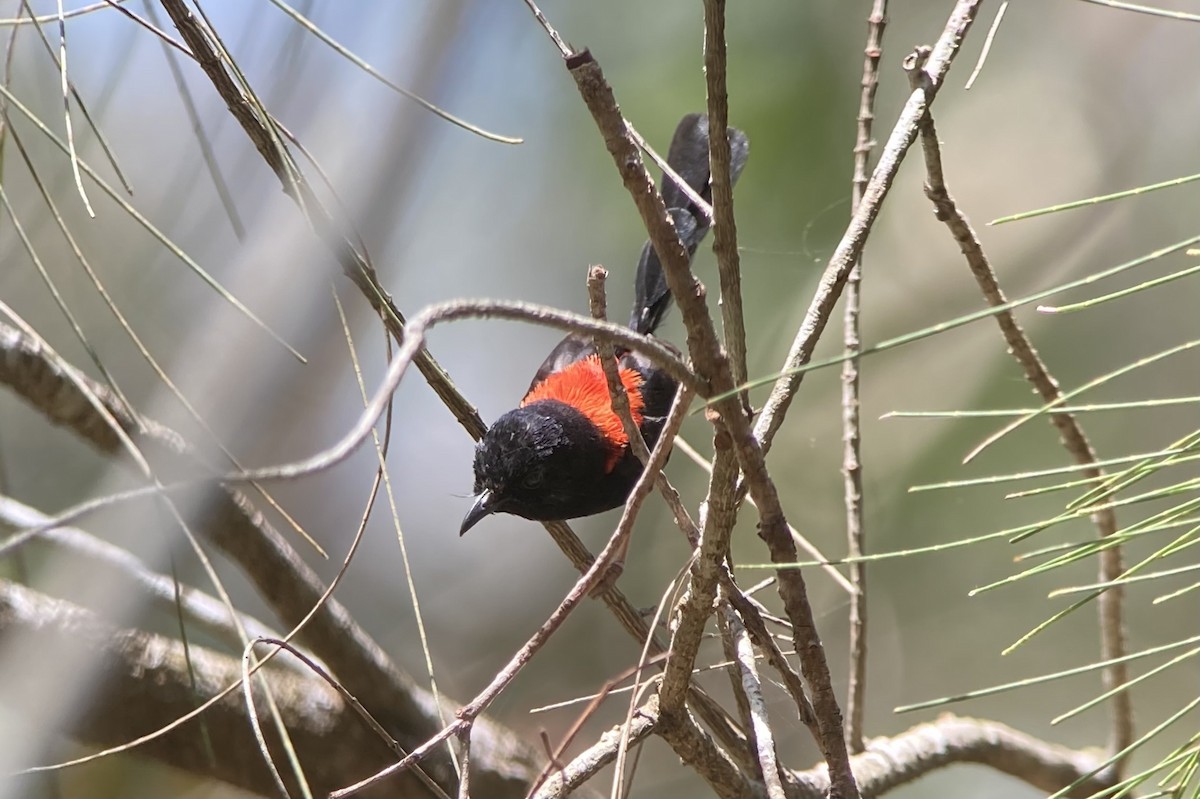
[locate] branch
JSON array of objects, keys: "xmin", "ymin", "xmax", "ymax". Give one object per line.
[
  {"xmin": 561, "ymin": 45, "xmax": 859, "ymax": 799},
  {"xmin": 904, "ymin": 48, "xmax": 1132, "ymax": 763},
  {"xmin": 703, "ymin": 0, "xmax": 749, "ymax": 392},
  {"xmin": 538, "ymin": 704, "xmax": 1116, "ymax": 799},
  {"xmin": 155, "ymin": 0, "xmax": 487, "ymax": 443},
  {"xmin": 727, "ymin": 608, "xmax": 786, "ymax": 799},
  {"xmin": 721, "ymin": 587, "xmax": 818, "ymax": 737},
  {"xmin": 0, "ymin": 579, "xmax": 419, "ymax": 798},
  {"xmin": 843, "ymin": 0, "xmax": 889, "ymax": 755},
  {"xmin": 0, "ymin": 495, "xmax": 322, "ymax": 676},
  {"xmin": 0, "ymin": 320, "xmax": 537, "ymax": 795}
]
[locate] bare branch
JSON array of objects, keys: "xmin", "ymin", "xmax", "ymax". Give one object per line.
[
  {"xmin": 703, "ymin": 0, "xmax": 749, "ymax": 393},
  {"xmin": 904, "ymin": 49, "xmax": 1132, "ymax": 763},
  {"xmin": 539, "ymin": 704, "xmax": 1116, "ymax": 799},
  {"xmin": 0, "ymin": 495, "xmax": 321, "ymax": 675},
  {"xmin": 0, "ymin": 579, "xmax": 420, "ymax": 797},
  {"xmin": 843, "ymin": 0, "xmax": 889, "ymax": 756},
  {"xmin": 562, "ymin": 46, "xmax": 859, "ymax": 799},
  {"xmin": 726, "ymin": 609, "xmax": 786, "ymax": 799},
  {"xmin": 721, "ymin": 589, "xmax": 818, "ymax": 738},
  {"xmin": 0, "ymin": 319, "xmax": 538, "ymax": 795},
  {"xmin": 797, "ymin": 714, "xmax": 1116, "ymax": 799}
]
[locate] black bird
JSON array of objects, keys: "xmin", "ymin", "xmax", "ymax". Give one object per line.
[{"xmin": 460, "ymin": 114, "xmax": 749, "ymax": 535}]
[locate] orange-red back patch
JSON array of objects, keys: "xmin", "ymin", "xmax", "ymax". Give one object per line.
[{"xmin": 522, "ymin": 355, "xmax": 645, "ymax": 472}]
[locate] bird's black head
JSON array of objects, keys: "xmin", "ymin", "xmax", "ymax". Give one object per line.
[{"xmin": 461, "ymin": 399, "xmax": 617, "ymax": 535}]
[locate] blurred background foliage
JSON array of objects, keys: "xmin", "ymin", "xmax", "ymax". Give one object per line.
[{"xmin": 0, "ymin": 1, "xmax": 1197, "ymax": 797}]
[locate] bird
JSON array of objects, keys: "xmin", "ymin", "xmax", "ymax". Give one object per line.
[{"xmin": 460, "ymin": 113, "xmax": 749, "ymax": 536}]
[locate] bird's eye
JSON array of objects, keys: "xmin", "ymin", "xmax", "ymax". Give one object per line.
[{"xmin": 521, "ymin": 470, "xmax": 545, "ymax": 490}]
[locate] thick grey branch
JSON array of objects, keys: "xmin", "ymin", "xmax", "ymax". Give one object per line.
[
  {"xmin": 0, "ymin": 495, "xmax": 321, "ymax": 675},
  {"xmin": 537, "ymin": 704, "xmax": 1115, "ymax": 799},
  {"xmin": 0, "ymin": 579, "xmax": 411, "ymax": 798}
]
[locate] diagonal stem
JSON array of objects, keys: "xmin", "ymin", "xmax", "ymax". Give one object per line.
[{"xmin": 904, "ymin": 47, "xmax": 1132, "ymax": 766}]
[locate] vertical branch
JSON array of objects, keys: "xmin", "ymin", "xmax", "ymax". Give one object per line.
[
  {"xmin": 903, "ymin": 50, "xmax": 1133, "ymax": 767},
  {"xmin": 563, "ymin": 50, "xmax": 862, "ymax": 797},
  {"xmin": 702, "ymin": 0, "xmax": 748, "ymax": 392},
  {"xmin": 726, "ymin": 607, "xmax": 786, "ymax": 799},
  {"xmin": 658, "ymin": 428, "xmax": 739, "ymax": 714},
  {"xmin": 717, "ymin": 607, "xmax": 761, "ymax": 783},
  {"xmin": 842, "ymin": 0, "xmax": 889, "ymax": 756},
  {"xmin": 520, "ymin": 3, "xmax": 860, "ymax": 790}
]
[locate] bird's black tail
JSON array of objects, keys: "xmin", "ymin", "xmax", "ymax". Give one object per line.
[{"xmin": 629, "ymin": 113, "xmax": 751, "ymax": 335}]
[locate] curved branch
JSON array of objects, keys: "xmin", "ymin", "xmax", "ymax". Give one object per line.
[{"xmin": 537, "ymin": 703, "xmax": 1115, "ymax": 799}]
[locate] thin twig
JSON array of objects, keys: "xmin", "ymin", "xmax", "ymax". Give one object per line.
[
  {"xmin": 264, "ymin": 0, "xmax": 521, "ymax": 144},
  {"xmin": 702, "ymin": 0, "xmax": 749, "ymax": 394},
  {"xmin": 843, "ymin": 0, "xmax": 888, "ymax": 756},
  {"xmin": 965, "ymin": 1, "xmax": 1008, "ymax": 89},
  {"xmin": 627, "ymin": 125, "xmax": 714, "ymax": 225},
  {"xmin": 716, "ymin": 608, "xmax": 760, "ymax": 782},
  {"xmin": 142, "ymin": 1, "xmax": 246, "ymax": 239},
  {"xmin": 55, "ymin": 0, "xmax": 95, "ymax": 216},
  {"xmin": 456, "ymin": 725, "xmax": 472, "ymax": 799},
  {"xmin": 904, "ymin": 48, "xmax": 1132, "ymax": 765},
  {"xmin": 726, "ymin": 603, "xmax": 785, "ymax": 799},
  {"xmin": 239, "ymin": 639, "xmax": 295, "ymax": 799},
  {"xmin": 250, "ymin": 637, "xmax": 449, "ymax": 799},
  {"xmin": 588, "ymin": 265, "xmax": 652, "ymax": 466},
  {"xmin": 21, "ymin": 0, "xmax": 132, "ymax": 194},
  {"xmin": 722, "ymin": 584, "xmax": 819, "ymax": 737},
  {"xmin": 1074, "ymin": 0, "xmax": 1200, "ymax": 22}
]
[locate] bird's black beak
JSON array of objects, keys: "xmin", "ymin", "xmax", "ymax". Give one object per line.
[{"xmin": 460, "ymin": 489, "xmax": 497, "ymax": 536}]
